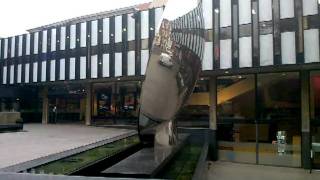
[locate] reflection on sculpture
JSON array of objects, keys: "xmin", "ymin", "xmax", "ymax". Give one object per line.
[{"xmin": 139, "ymin": 0, "xmax": 205, "ymax": 147}]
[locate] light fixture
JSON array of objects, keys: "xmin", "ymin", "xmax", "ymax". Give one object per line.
[
  {"xmin": 225, "ymin": 71, "xmax": 229, "ymax": 74},
  {"xmin": 150, "ymin": 27, "xmax": 154, "ymax": 31},
  {"xmin": 252, "ymin": 9, "xmax": 256, "ymax": 15},
  {"xmin": 99, "ymin": 62, "xmax": 102, "ymax": 65},
  {"xmin": 88, "ymin": 35, "xmax": 90, "ymax": 37},
  {"xmin": 66, "ymin": 36, "xmax": 69, "ymax": 39},
  {"xmin": 214, "ymin": 8, "xmax": 219, "ymax": 14},
  {"xmin": 99, "ymin": 30, "xmax": 102, "ymax": 33},
  {"xmin": 123, "ymin": 28, "xmax": 127, "ymax": 32},
  {"xmin": 117, "ymin": 78, "xmax": 121, "ymax": 81}
]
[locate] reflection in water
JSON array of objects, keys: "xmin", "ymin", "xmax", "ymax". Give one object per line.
[{"xmin": 139, "ymin": 0, "xmax": 205, "ymax": 159}]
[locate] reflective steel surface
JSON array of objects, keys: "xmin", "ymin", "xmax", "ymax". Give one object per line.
[{"xmin": 139, "ymin": 0, "xmax": 205, "ymax": 146}]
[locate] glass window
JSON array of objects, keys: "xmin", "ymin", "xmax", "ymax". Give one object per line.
[
  {"xmin": 51, "ymin": 29, "xmax": 56, "ymax": 52},
  {"xmin": 115, "ymin": 52, "xmax": 122, "ymax": 77},
  {"xmin": 239, "ymin": 0, "xmax": 252, "ymax": 25},
  {"xmin": 220, "ymin": 0, "xmax": 231, "ymax": 27},
  {"xmin": 281, "ymin": 32, "xmax": 296, "ymax": 64},
  {"xmin": 127, "ymin": 14, "xmax": 135, "ymax": 41},
  {"xmin": 50, "ymin": 60, "xmax": 55, "ymax": 82},
  {"xmin": 10, "ymin": 65, "xmax": 14, "ymax": 84},
  {"xmin": 304, "ymin": 29, "xmax": 320, "ymax": 63},
  {"xmin": 4, "ymin": 39, "xmax": 8, "ymax": 59},
  {"xmin": 103, "ymin": 54, "xmax": 110, "ymax": 77},
  {"xmin": 259, "ymin": 0, "xmax": 272, "ymax": 22},
  {"xmin": 60, "ymin": 58, "xmax": 66, "ymax": 80},
  {"xmin": 202, "ymin": 0, "xmax": 212, "ymax": 29},
  {"xmin": 42, "ymin": 30, "xmax": 47, "ymax": 53},
  {"xmin": 311, "ymin": 71, "xmax": 320, "ymax": 168},
  {"xmin": 26, "ymin": 34, "xmax": 31, "ymax": 55},
  {"xmin": 260, "ymin": 34, "xmax": 274, "ymax": 66},
  {"xmin": 80, "ymin": 56, "xmax": 86, "ymax": 79},
  {"xmin": 11, "ymin": 37, "xmax": 15, "ymax": 58},
  {"xmin": 280, "ymin": 0, "xmax": 294, "ymax": 19},
  {"xmin": 33, "ymin": 62, "xmax": 38, "ymax": 82},
  {"xmin": 34, "ymin": 32, "xmax": 39, "ymax": 54},
  {"xmin": 141, "ymin": 50, "xmax": 149, "ymax": 75},
  {"xmin": 41, "ymin": 61, "xmax": 46, "ymax": 82},
  {"xmin": 70, "ymin": 25, "xmax": 76, "ymax": 49},
  {"xmin": 91, "ymin": 55, "xmax": 98, "ymax": 78},
  {"xmin": 202, "ymin": 42, "xmax": 213, "ymax": 70},
  {"xmin": 3, "ymin": 66, "xmax": 7, "ymax": 84},
  {"xmin": 217, "ymin": 75, "xmax": 256, "ymax": 164},
  {"xmin": 80, "ymin": 22, "xmax": 87, "ymax": 48},
  {"xmin": 257, "ymin": 72, "xmax": 301, "ymax": 167},
  {"xmin": 25, "ymin": 63, "xmax": 30, "ymax": 83},
  {"xmin": 17, "ymin": 64, "xmax": 22, "ymax": 83},
  {"xmin": 141, "ymin": 10, "xmax": 149, "ymax": 39},
  {"xmin": 18, "ymin": 35, "xmax": 23, "ymax": 56},
  {"xmin": 60, "ymin": 26, "xmax": 66, "ymax": 50},
  {"xmin": 239, "ymin": 36, "xmax": 252, "ymax": 68},
  {"xmin": 91, "ymin": 20, "xmax": 98, "ymax": 46},
  {"xmin": 155, "ymin": 7, "xmax": 164, "ymax": 31},
  {"xmin": 103, "ymin": 18, "xmax": 110, "ymax": 44},
  {"xmin": 127, "ymin": 51, "xmax": 135, "ymax": 76},
  {"xmin": 303, "ymin": 0, "xmax": 318, "ymax": 16},
  {"xmin": 115, "ymin": 16, "xmax": 122, "ymax": 43},
  {"xmin": 69, "ymin": 57, "xmax": 75, "ymax": 80},
  {"xmin": 220, "ymin": 39, "xmax": 232, "ymax": 69}
]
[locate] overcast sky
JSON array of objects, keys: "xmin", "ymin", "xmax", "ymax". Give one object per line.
[{"xmin": 0, "ymin": 0, "xmax": 152, "ymax": 38}]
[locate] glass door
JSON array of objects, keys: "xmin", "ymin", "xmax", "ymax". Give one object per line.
[
  {"xmin": 311, "ymin": 71, "xmax": 320, "ymax": 169},
  {"xmin": 257, "ymin": 73, "xmax": 301, "ymax": 167},
  {"xmin": 217, "ymin": 75, "xmax": 257, "ymax": 164}
]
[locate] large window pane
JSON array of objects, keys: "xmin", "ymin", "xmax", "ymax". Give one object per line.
[
  {"xmin": 304, "ymin": 29, "xmax": 320, "ymax": 63},
  {"xmin": 217, "ymin": 75, "xmax": 256, "ymax": 164},
  {"xmin": 115, "ymin": 16, "xmax": 122, "ymax": 43},
  {"xmin": 259, "ymin": 0, "xmax": 272, "ymax": 22},
  {"xmin": 70, "ymin": 25, "xmax": 76, "ymax": 49},
  {"xmin": 280, "ymin": 0, "xmax": 295, "ymax": 19},
  {"xmin": 239, "ymin": 0, "xmax": 251, "ymax": 25},
  {"xmin": 311, "ymin": 71, "xmax": 320, "ymax": 168},
  {"xmin": 220, "ymin": 0, "xmax": 231, "ymax": 27},
  {"xmin": 257, "ymin": 72, "xmax": 301, "ymax": 167}
]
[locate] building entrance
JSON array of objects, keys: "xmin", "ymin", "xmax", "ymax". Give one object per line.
[
  {"xmin": 217, "ymin": 72, "xmax": 301, "ymax": 167},
  {"xmin": 92, "ymin": 82, "xmax": 140, "ymax": 125},
  {"xmin": 47, "ymin": 85, "xmax": 86, "ymax": 124},
  {"xmin": 311, "ymin": 71, "xmax": 320, "ymax": 169}
]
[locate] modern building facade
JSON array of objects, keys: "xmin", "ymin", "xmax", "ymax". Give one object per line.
[{"xmin": 0, "ymin": 0, "xmax": 319, "ymax": 169}]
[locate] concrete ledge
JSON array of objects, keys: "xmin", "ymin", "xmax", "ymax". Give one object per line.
[{"xmin": 0, "ymin": 172, "xmax": 162, "ymax": 180}]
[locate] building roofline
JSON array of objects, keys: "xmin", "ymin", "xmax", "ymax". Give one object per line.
[{"xmin": 27, "ymin": 2, "xmax": 152, "ymax": 33}]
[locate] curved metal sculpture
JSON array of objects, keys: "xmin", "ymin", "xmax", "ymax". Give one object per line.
[{"xmin": 139, "ymin": 0, "xmax": 205, "ymax": 146}]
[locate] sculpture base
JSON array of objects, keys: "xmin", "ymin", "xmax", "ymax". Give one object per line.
[{"xmin": 101, "ymin": 134, "xmax": 187, "ymax": 178}]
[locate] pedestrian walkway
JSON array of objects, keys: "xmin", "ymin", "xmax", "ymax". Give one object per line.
[
  {"xmin": 0, "ymin": 124, "xmax": 133, "ymax": 169},
  {"xmin": 207, "ymin": 161, "xmax": 320, "ymax": 180}
]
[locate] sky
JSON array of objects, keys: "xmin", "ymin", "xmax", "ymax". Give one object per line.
[{"xmin": 0, "ymin": 0, "xmax": 152, "ymax": 38}]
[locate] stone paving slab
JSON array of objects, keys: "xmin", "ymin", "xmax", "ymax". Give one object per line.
[
  {"xmin": 207, "ymin": 161, "xmax": 320, "ymax": 180},
  {"xmin": 0, "ymin": 124, "xmax": 134, "ymax": 170}
]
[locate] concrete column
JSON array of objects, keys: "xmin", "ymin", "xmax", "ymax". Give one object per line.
[
  {"xmin": 85, "ymin": 83, "xmax": 92, "ymax": 126},
  {"xmin": 208, "ymin": 77, "xmax": 218, "ymax": 161},
  {"xmin": 301, "ymin": 71, "xmax": 311, "ymax": 169},
  {"xmin": 41, "ymin": 86, "xmax": 49, "ymax": 124}
]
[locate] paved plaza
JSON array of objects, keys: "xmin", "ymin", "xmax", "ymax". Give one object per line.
[
  {"xmin": 0, "ymin": 124, "xmax": 133, "ymax": 169},
  {"xmin": 207, "ymin": 161, "xmax": 320, "ymax": 180}
]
